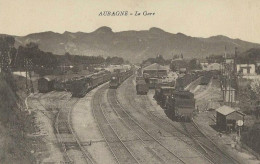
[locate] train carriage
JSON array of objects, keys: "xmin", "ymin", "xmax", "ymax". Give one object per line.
[{"xmin": 70, "ymin": 71, "xmax": 111, "ymax": 97}]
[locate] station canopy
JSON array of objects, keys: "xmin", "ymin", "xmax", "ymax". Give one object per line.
[{"xmin": 143, "ymin": 63, "xmax": 169, "ymax": 71}]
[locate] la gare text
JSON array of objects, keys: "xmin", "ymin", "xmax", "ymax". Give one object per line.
[{"xmin": 98, "ymin": 11, "xmax": 155, "ymax": 16}]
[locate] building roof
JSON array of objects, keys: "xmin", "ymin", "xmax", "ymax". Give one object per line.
[
  {"xmin": 216, "ymin": 105, "xmax": 235, "ymax": 116},
  {"xmin": 143, "ymin": 63, "xmax": 169, "ymax": 71}
]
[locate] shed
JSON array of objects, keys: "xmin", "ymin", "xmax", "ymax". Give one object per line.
[
  {"xmin": 143, "ymin": 63, "xmax": 169, "ymax": 78},
  {"xmin": 216, "ymin": 105, "xmax": 245, "ymax": 132}
]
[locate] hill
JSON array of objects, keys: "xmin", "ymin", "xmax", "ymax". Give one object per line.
[
  {"xmin": 13, "ymin": 27, "xmax": 260, "ymax": 63},
  {"xmin": 237, "ymin": 48, "xmax": 260, "ymax": 63}
]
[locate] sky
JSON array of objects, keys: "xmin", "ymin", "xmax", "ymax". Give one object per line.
[{"xmin": 1, "ymin": 0, "xmax": 260, "ymax": 43}]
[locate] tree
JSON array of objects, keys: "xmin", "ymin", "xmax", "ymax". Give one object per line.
[
  {"xmin": 0, "ymin": 36, "xmax": 16, "ymax": 72},
  {"xmin": 106, "ymin": 56, "xmax": 124, "ymax": 65},
  {"xmin": 142, "ymin": 55, "xmax": 169, "ymax": 66},
  {"xmin": 0, "ymin": 36, "xmax": 17, "ymax": 92},
  {"xmin": 72, "ymin": 65, "xmax": 80, "ymax": 73},
  {"xmin": 188, "ymin": 58, "xmax": 201, "ymax": 70}
]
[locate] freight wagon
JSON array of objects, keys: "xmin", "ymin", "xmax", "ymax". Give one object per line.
[
  {"xmin": 70, "ymin": 77, "xmax": 91, "ymax": 97},
  {"xmin": 165, "ymin": 90, "xmax": 195, "ymax": 121},
  {"xmin": 136, "ymin": 78, "xmax": 149, "ymax": 95},
  {"xmin": 200, "ymin": 72, "xmax": 212, "ymax": 85},
  {"xmin": 154, "ymin": 86, "xmax": 175, "ymax": 108}
]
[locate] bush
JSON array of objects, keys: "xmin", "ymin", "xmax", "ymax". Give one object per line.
[{"xmin": 242, "ymin": 122, "xmax": 260, "ymax": 153}]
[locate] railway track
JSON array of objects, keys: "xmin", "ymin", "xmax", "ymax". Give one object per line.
[
  {"xmin": 92, "ymin": 85, "xmax": 140, "ymax": 164},
  {"xmin": 137, "ymin": 88, "xmax": 239, "ymax": 163},
  {"xmin": 107, "ymin": 88, "xmax": 186, "ymax": 164},
  {"xmin": 29, "ymin": 92, "xmax": 95, "ymax": 163},
  {"xmin": 181, "ymin": 121, "xmax": 240, "ymax": 164},
  {"xmin": 55, "ymin": 98, "xmax": 95, "ymax": 163},
  {"xmin": 29, "ymin": 92, "xmax": 70, "ymax": 120},
  {"xmin": 55, "ymin": 97, "xmax": 96, "ymax": 164},
  {"xmin": 140, "ymin": 94, "xmax": 239, "ymax": 164},
  {"xmin": 121, "ymin": 77, "xmax": 240, "ymax": 164}
]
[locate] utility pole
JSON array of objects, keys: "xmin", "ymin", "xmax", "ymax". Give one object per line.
[{"xmin": 24, "ymin": 58, "xmax": 29, "ymax": 93}]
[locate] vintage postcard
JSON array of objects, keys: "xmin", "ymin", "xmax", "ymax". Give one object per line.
[{"xmin": 0, "ymin": 0, "xmax": 260, "ymax": 163}]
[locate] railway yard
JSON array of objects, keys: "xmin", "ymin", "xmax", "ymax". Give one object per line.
[
  {"xmin": 2, "ymin": 5, "xmax": 260, "ymax": 163},
  {"xmin": 25, "ymin": 70, "xmax": 259, "ymax": 164}
]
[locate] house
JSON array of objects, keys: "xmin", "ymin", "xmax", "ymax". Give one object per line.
[
  {"xmin": 216, "ymin": 105, "xmax": 245, "ymax": 132},
  {"xmin": 143, "ymin": 63, "xmax": 169, "ymax": 78},
  {"xmin": 203, "ymin": 63, "xmax": 221, "ymax": 71},
  {"xmin": 236, "ymin": 64, "xmax": 256, "ymax": 76},
  {"xmin": 225, "ymin": 58, "xmax": 234, "ymax": 64},
  {"xmin": 199, "ymin": 58, "xmax": 208, "ymax": 66}
]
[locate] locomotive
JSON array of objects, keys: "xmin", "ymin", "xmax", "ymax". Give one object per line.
[
  {"xmin": 109, "ymin": 69, "xmax": 133, "ymax": 88},
  {"xmin": 165, "ymin": 90, "xmax": 195, "ymax": 121}
]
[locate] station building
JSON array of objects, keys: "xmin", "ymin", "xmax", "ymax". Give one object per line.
[
  {"xmin": 216, "ymin": 105, "xmax": 245, "ymax": 132},
  {"xmin": 143, "ymin": 63, "xmax": 169, "ymax": 78}
]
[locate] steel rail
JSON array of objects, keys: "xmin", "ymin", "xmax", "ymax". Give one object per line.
[
  {"xmin": 139, "ymin": 85, "xmax": 240, "ymax": 164},
  {"xmin": 67, "ymin": 98, "xmax": 96, "ymax": 164},
  {"xmin": 122, "ymin": 77, "xmax": 214, "ymax": 164},
  {"xmin": 106, "ymin": 90, "xmax": 166, "ymax": 163},
  {"xmin": 108, "ymin": 89, "xmax": 186, "ymax": 164},
  {"xmin": 92, "ymin": 85, "xmax": 140, "ymax": 164},
  {"xmin": 91, "ymin": 85, "xmax": 120, "ymax": 164}
]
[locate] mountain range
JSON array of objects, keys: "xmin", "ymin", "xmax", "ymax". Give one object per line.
[{"xmin": 9, "ymin": 26, "xmax": 260, "ymax": 63}]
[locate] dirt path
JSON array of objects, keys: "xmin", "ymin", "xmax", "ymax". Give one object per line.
[{"xmin": 28, "ymin": 92, "xmax": 71, "ymax": 163}]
